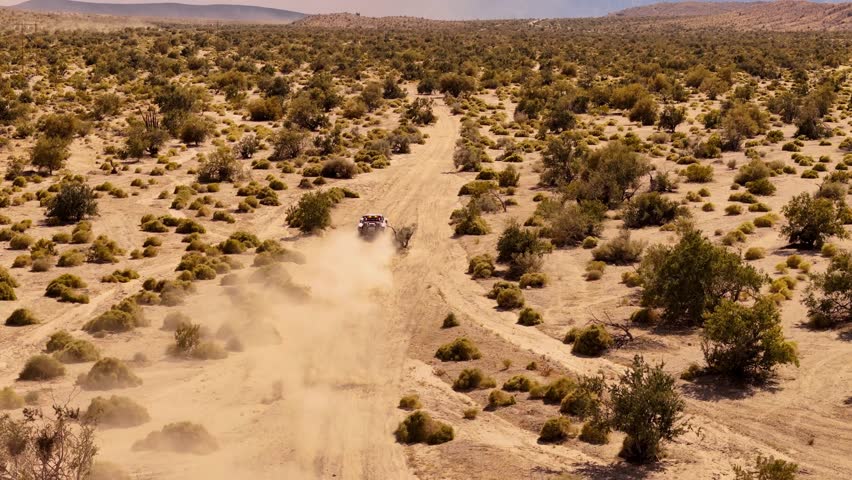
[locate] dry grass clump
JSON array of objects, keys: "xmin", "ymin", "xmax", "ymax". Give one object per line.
[
  {"xmin": 517, "ymin": 307, "xmax": 543, "ymax": 326},
  {"xmin": 394, "ymin": 411, "xmax": 454, "ymax": 445},
  {"xmin": 87, "ymin": 235, "xmax": 125, "ymax": 263},
  {"xmin": 0, "ymin": 387, "xmax": 24, "ymax": 410},
  {"xmin": 85, "ymin": 395, "xmax": 150, "ymax": 428},
  {"xmin": 5, "ymin": 308, "xmax": 39, "ymax": 326},
  {"xmin": 77, "ymin": 357, "xmax": 142, "ymax": 390},
  {"xmin": 132, "ymin": 422, "xmax": 219, "ymax": 455},
  {"xmin": 52, "ymin": 336, "xmax": 100, "ymax": 364},
  {"xmin": 18, "ymin": 355, "xmax": 65, "ymax": 381},
  {"xmin": 57, "ymin": 249, "xmax": 86, "ymax": 267},
  {"xmin": 503, "ymin": 375, "xmax": 538, "ymax": 392},
  {"xmin": 435, "ymin": 337, "xmax": 482, "ymax": 362},
  {"xmin": 486, "ymin": 389, "xmax": 517, "ymax": 409}
]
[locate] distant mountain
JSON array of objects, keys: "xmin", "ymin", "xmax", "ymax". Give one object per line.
[
  {"xmin": 13, "ymin": 0, "xmax": 305, "ymax": 23},
  {"xmin": 611, "ymin": 1, "xmax": 765, "ymax": 17},
  {"xmin": 611, "ymin": 0, "xmax": 852, "ymax": 30}
]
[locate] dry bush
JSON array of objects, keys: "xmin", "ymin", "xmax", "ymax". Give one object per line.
[
  {"xmin": 539, "ymin": 417, "xmax": 577, "ymax": 443},
  {"xmin": 83, "ymin": 298, "xmax": 147, "ymax": 333},
  {"xmin": 132, "ymin": 421, "xmax": 219, "ymax": 455},
  {"xmin": 435, "ymin": 338, "xmax": 481, "ymax": 362},
  {"xmin": 486, "ymin": 390, "xmax": 516, "ymax": 409},
  {"xmin": 398, "ymin": 395, "xmax": 422, "ymax": 411},
  {"xmin": 87, "ymin": 235, "xmax": 125, "ymax": 264},
  {"xmin": 441, "ymin": 312, "xmax": 460, "ymax": 329},
  {"xmin": 53, "ymin": 336, "xmax": 100, "ymax": 364},
  {"xmin": 5, "ymin": 308, "xmax": 39, "ymax": 326},
  {"xmin": 517, "ymin": 307, "xmax": 543, "ymax": 326},
  {"xmin": 566, "ymin": 325, "xmax": 614, "ymax": 357},
  {"xmin": 452, "ymin": 368, "xmax": 496, "ymax": 392},
  {"xmin": 592, "ymin": 230, "xmax": 646, "ymax": 265},
  {"xmin": 503, "ymin": 375, "xmax": 538, "ymax": 392},
  {"xmin": 394, "ymin": 411, "xmax": 454, "ymax": 445},
  {"xmin": 84, "ymin": 395, "xmax": 150, "ymax": 428},
  {"xmin": 0, "ymin": 387, "xmax": 24, "ymax": 410},
  {"xmin": 77, "ymin": 358, "xmax": 142, "ymax": 390},
  {"xmin": 197, "ymin": 147, "xmax": 245, "ymax": 184},
  {"xmin": 18, "ymin": 355, "xmax": 66, "ymax": 381}
]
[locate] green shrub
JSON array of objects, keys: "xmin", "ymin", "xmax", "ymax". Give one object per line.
[
  {"xmin": 541, "ymin": 377, "xmax": 577, "ymax": 404},
  {"xmin": 496, "ymin": 286, "xmax": 525, "ymax": 309},
  {"xmin": 592, "ymin": 231, "xmax": 645, "ymax": 265},
  {"xmin": 683, "ymin": 163, "xmax": 713, "ymax": 183},
  {"xmin": 18, "ymin": 354, "xmax": 65, "ymax": 380},
  {"xmin": 45, "ymin": 273, "xmax": 86, "ymax": 297},
  {"xmin": 744, "ymin": 247, "xmax": 766, "ymax": 260},
  {"xmin": 394, "ymin": 411, "xmax": 454, "ymax": 445},
  {"xmin": 579, "ymin": 418, "xmax": 610, "ymax": 445},
  {"xmin": 623, "ymin": 193, "xmax": 681, "ymax": 228},
  {"xmin": 78, "ymin": 357, "xmax": 142, "ymax": 390},
  {"xmin": 5, "ymin": 308, "xmax": 39, "ymax": 326},
  {"xmin": 518, "ymin": 272, "xmax": 547, "ymax": 288},
  {"xmin": 435, "ymin": 338, "xmax": 481, "ymax": 362},
  {"xmin": 467, "ymin": 254, "xmax": 495, "ymax": 278},
  {"xmin": 87, "ymin": 235, "xmax": 125, "ymax": 263}
]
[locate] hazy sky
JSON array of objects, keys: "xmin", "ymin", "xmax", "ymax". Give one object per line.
[{"xmin": 0, "ymin": 0, "xmax": 844, "ymax": 20}]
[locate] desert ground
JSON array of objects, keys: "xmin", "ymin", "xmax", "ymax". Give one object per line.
[{"xmin": 0, "ymin": 9, "xmax": 850, "ymax": 480}]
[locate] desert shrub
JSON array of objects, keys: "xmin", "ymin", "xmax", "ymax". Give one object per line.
[
  {"xmin": 18, "ymin": 354, "xmax": 65, "ymax": 380},
  {"xmin": 744, "ymin": 247, "xmax": 765, "ymax": 261},
  {"xmin": 452, "ymin": 368, "xmax": 496, "ymax": 391},
  {"xmin": 781, "ymin": 193, "xmax": 848, "ymax": 249},
  {"xmin": 9, "ymin": 233, "xmax": 33, "ymax": 250},
  {"xmin": 321, "ymin": 158, "xmax": 357, "ymax": 179},
  {"xmin": 639, "ymin": 226, "xmax": 765, "ymax": 326},
  {"xmin": 733, "ymin": 455, "xmax": 798, "ymax": 480},
  {"xmin": 162, "ymin": 312, "xmax": 192, "ymax": 331},
  {"xmin": 622, "ymin": 193, "xmax": 681, "ymax": 228},
  {"xmin": 746, "ymin": 177, "xmax": 777, "ymax": 196},
  {"xmin": 702, "ymin": 298, "xmax": 799, "ymax": 379},
  {"xmin": 517, "ymin": 307, "xmax": 543, "ymax": 326},
  {"xmin": 175, "ymin": 219, "xmax": 205, "ymax": 235},
  {"xmin": 53, "ymin": 338, "xmax": 100, "ymax": 364},
  {"xmin": 57, "ymin": 249, "xmax": 86, "ymax": 267},
  {"xmin": 435, "ymin": 338, "xmax": 481, "ymax": 362},
  {"xmin": 592, "ymin": 231, "xmax": 645, "ymax": 264},
  {"xmin": 539, "ymin": 417, "xmax": 576, "ymax": 443},
  {"xmin": 101, "ymin": 269, "xmax": 140, "ymax": 283},
  {"xmin": 502, "ymin": 375, "xmax": 537, "ymax": 392},
  {"xmin": 179, "ymin": 115, "xmax": 212, "ymax": 145},
  {"xmin": 486, "ymin": 389, "xmax": 516, "ymax": 409},
  {"xmin": 683, "ymin": 163, "xmax": 713, "ymax": 183},
  {"xmin": 452, "ymin": 203, "xmax": 490, "ymax": 236},
  {"xmin": 538, "ymin": 377, "xmax": 576, "ymax": 405},
  {"xmin": 496, "ymin": 219, "xmax": 550, "ymax": 265},
  {"xmin": 0, "ymin": 387, "xmax": 24, "ymax": 410},
  {"xmin": 85, "ymin": 395, "xmax": 150, "ymax": 428},
  {"xmin": 735, "ymin": 158, "xmax": 772, "ymax": 185},
  {"xmin": 45, "ymin": 181, "xmax": 98, "ymax": 223},
  {"xmin": 805, "ymin": 250, "xmax": 852, "ymax": 328},
  {"xmin": 579, "ymin": 418, "xmax": 611, "ymax": 445},
  {"xmin": 45, "ymin": 273, "xmax": 86, "ymax": 298},
  {"xmin": 441, "ymin": 312, "xmax": 460, "ymax": 329},
  {"xmin": 560, "ymin": 376, "xmax": 605, "ymax": 419},
  {"xmin": 286, "ymin": 191, "xmax": 334, "ymax": 233},
  {"xmin": 269, "ymin": 128, "xmax": 307, "ymax": 161},
  {"xmin": 398, "ymin": 395, "xmax": 422, "ymax": 411},
  {"xmin": 83, "ymin": 299, "xmax": 147, "ymax": 333},
  {"xmin": 569, "ymin": 325, "xmax": 614, "ymax": 357},
  {"xmin": 394, "ymin": 411, "xmax": 454, "ymax": 445},
  {"xmin": 609, "ymin": 355, "xmax": 687, "ymax": 464},
  {"xmin": 78, "ymin": 357, "xmax": 142, "ymax": 390},
  {"xmin": 495, "ymin": 284, "xmax": 525, "ymax": 309},
  {"xmin": 87, "ymin": 235, "xmax": 125, "ymax": 263},
  {"xmin": 197, "ymin": 147, "xmax": 245, "ymax": 183},
  {"xmin": 30, "ymin": 136, "xmax": 70, "ymax": 174},
  {"xmin": 133, "ymin": 422, "xmax": 219, "ymax": 454},
  {"xmin": 5, "ymin": 308, "xmax": 39, "ymax": 326},
  {"xmin": 519, "ymin": 272, "xmax": 547, "ymax": 288}
]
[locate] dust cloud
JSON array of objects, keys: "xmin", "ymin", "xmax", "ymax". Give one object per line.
[{"xmin": 100, "ymin": 231, "xmax": 411, "ymax": 479}]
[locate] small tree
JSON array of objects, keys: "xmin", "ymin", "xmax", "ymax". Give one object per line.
[
  {"xmin": 658, "ymin": 104, "xmax": 686, "ymax": 132},
  {"xmin": 639, "ymin": 226, "xmax": 766, "ymax": 326},
  {"xmin": 781, "ymin": 193, "xmax": 848, "ymax": 249},
  {"xmin": 46, "ymin": 181, "xmax": 98, "ymax": 223},
  {"xmin": 236, "ymin": 134, "xmax": 260, "ymax": 159},
  {"xmin": 540, "ymin": 133, "xmax": 580, "ymax": 187},
  {"xmin": 197, "ymin": 147, "xmax": 245, "ymax": 184},
  {"xmin": 805, "ymin": 250, "xmax": 852, "ymax": 328},
  {"xmin": 179, "ymin": 115, "xmax": 212, "ymax": 146},
  {"xmin": 30, "ymin": 136, "xmax": 70, "ymax": 174},
  {"xmin": 269, "ymin": 128, "xmax": 306, "ymax": 161},
  {"xmin": 609, "ymin": 355, "xmax": 687, "ymax": 464},
  {"xmin": 702, "ymin": 298, "xmax": 799, "ymax": 379}
]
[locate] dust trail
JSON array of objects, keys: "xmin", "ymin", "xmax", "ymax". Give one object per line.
[{"xmin": 104, "ymin": 230, "xmax": 411, "ymax": 480}]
